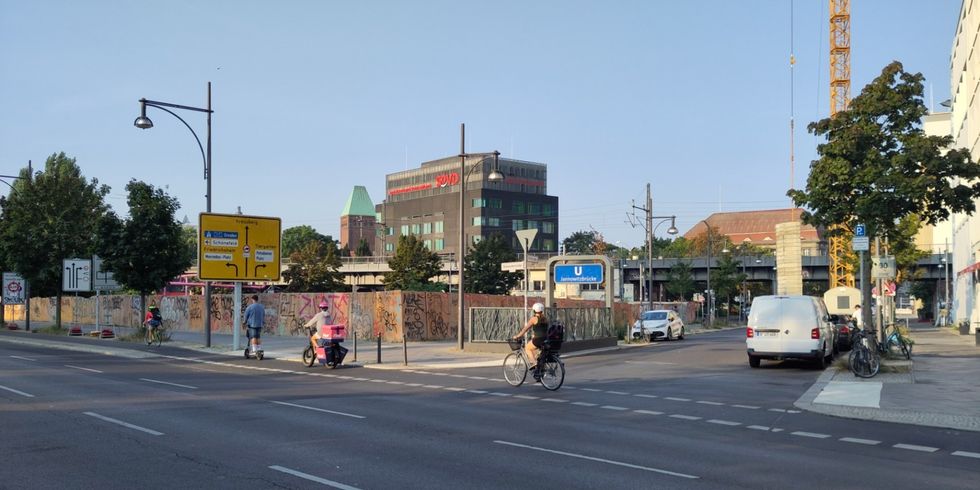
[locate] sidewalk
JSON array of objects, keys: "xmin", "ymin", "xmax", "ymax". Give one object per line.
[{"xmin": 795, "ymin": 322, "xmax": 980, "ymax": 432}]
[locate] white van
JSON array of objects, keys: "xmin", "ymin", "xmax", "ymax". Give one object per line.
[{"xmin": 746, "ymin": 295, "xmax": 836, "ymax": 369}]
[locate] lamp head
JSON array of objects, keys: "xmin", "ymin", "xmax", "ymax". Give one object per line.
[
  {"xmin": 488, "ymin": 150, "xmax": 504, "ymax": 182},
  {"xmin": 667, "ymin": 225, "xmax": 678, "ymax": 235},
  {"xmin": 134, "ymin": 99, "xmax": 153, "ymax": 129}
]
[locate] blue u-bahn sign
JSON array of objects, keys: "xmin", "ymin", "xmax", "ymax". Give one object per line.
[{"xmin": 554, "ymin": 264, "xmax": 604, "ymax": 284}]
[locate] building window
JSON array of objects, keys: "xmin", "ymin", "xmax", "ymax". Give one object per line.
[
  {"xmin": 542, "ymin": 204, "xmax": 554, "ymax": 216},
  {"xmin": 532, "ymin": 280, "xmax": 545, "ymax": 291},
  {"xmin": 542, "ymin": 222, "xmax": 555, "ymax": 233},
  {"xmin": 434, "ymin": 221, "xmax": 444, "ymax": 233},
  {"xmin": 527, "ymin": 220, "xmax": 539, "ymax": 230},
  {"xmin": 400, "ymin": 225, "xmax": 409, "ymax": 236},
  {"xmin": 543, "ymin": 239, "xmax": 555, "ymax": 251},
  {"xmin": 422, "ymin": 222, "xmax": 432, "ymax": 234},
  {"xmin": 386, "ymin": 227, "xmax": 394, "ymax": 236},
  {"xmin": 529, "ymin": 203, "xmax": 541, "ymax": 215},
  {"xmin": 491, "ymin": 198, "xmax": 502, "ymax": 209},
  {"xmin": 512, "ymin": 219, "xmax": 524, "ymax": 231},
  {"xmin": 423, "ymin": 239, "xmax": 432, "ymax": 250},
  {"xmin": 486, "ymin": 217, "xmax": 500, "ymax": 226},
  {"xmin": 472, "ymin": 198, "xmax": 486, "ymax": 208},
  {"xmin": 435, "ymin": 238, "xmax": 445, "ymax": 250},
  {"xmin": 512, "ymin": 201, "xmax": 525, "ymax": 213},
  {"xmin": 411, "ymin": 224, "xmax": 421, "ymax": 235},
  {"xmin": 472, "ymin": 216, "xmax": 484, "ymax": 226},
  {"xmin": 385, "ymin": 242, "xmax": 394, "ymax": 252}
]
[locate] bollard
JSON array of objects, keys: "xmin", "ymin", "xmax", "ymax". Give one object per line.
[
  {"xmin": 353, "ymin": 330, "xmax": 357, "ymax": 362},
  {"xmin": 377, "ymin": 333, "xmax": 382, "ymax": 364},
  {"xmin": 403, "ymin": 336, "xmax": 408, "ymax": 366}
]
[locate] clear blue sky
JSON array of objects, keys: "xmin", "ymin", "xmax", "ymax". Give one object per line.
[{"xmin": 0, "ymin": 0, "xmax": 962, "ymax": 248}]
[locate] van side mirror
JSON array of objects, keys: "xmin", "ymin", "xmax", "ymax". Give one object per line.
[{"xmin": 823, "ymin": 314, "xmax": 830, "ymax": 322}]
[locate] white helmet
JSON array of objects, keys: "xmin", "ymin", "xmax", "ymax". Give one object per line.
[{"xmin": 532, "ymin": 302, "xmax": 545, "ymax": 313}]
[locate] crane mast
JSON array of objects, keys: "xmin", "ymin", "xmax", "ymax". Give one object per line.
[{"xmin": 828, "ymin": 0, "xmax": 855, "ymax": 288}]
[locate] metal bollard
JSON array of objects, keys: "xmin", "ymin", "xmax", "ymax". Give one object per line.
[
  {"xmin": 377, "ymin": 333, "xmax": 382, "ymax": 364},
  {"xmin": 352, "ymin": 330, "xmax": 357, "ymax": 362},
  {"xmin": 403, "ymin": 336, "xmax": 408, "ymax": 366}
]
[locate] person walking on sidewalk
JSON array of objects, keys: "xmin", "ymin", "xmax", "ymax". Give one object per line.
[
  {"xmin": 244, "ymin": 295, "xmax": 265, "ymax": 356},
  {"xmin": 853, "ymin": 304, "xmax": 863, "ymax": 330}
]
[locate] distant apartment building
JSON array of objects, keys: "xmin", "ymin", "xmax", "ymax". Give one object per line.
[
  {"xmin": 376, "ymin": 154, "xmax": 559, "ymax": 258},
  {"xmin": 683, "ymin": 209, "xmax": 824, "ymax": 256},
  {"xmin": 340, "ymin": 186, "xmax": 377, "ymax": 255}
]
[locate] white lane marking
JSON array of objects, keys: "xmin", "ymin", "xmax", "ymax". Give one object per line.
[
  {"xmin": 494, "ymin": 440, "xmax": 698, "ymax": 479},
  {"xmin": 768, "ymin": 408, "xmax": 787, "ymax": 413},
  {"xmin": 9, "ymin": 355, "xmax": 36, "ymax": 361},
  {"xmin": 839, "ymin": 437, "xmax": 881, "ymax": 445},
  {"xmin": 580, "ymin": 388, "xmax": 602, "ymax": 392},
  {"xmin": 787, "ymin": 410, "xmax": 802, "ymax": 414},
  {"xmin": 634, "ymin": 410, "xmax": 663, "ymax": 415},
  {"xmin": 83, "ymin": 411, "xmax": 162, "ymax": 436},
  {"xmin": 634, "ymin": 394, "xmax": 658, "ymax": 399},
  {"xmin": 771, "ymin": 428, "xmax": 784, "ymax": 433},
  {"xmin": 572, "ymin": 401, "xmax": 597, "ymax": 407},
  {"xmin": 747, "ymin": 425, "xmax": 770, "ymax": 431},
  {"xmin": 600, "ymin": 405, "xmax": 629, "ymax": 411},
  {"xmin": 541, "ymin": 398, "xmax": 569, "ymax": 403},
  {"xmin": 893, "ymin": 443, "xmax": 939, "ymax": 453},
  {"xmin": 669, "ymin": 414, "xmax": 701, "ymax": 421},
  {"xmin": 696, "ymin": 401, "xmax": 724, "ymax": 406},
  {"xmin": 139, "ymin": 378, "xmax": 197, "ymax": 390},
  {"xmin": 733, "ymin": 404, "xmax": 760, "ymax": 409},
  {"xmin": 791, "ymin": 431, "xmax": 831, "ymax": 439},
  {"xmin": 952, "ymin": 451, "xmax": 980, "ymax": 459},
  {"xmin": 514, "ymin": 395, "xmax": 540, "ymax": 400},
  {"xmin": 0, "ymin": 384, "xmax": 35, "ymax": 397},
  {"xmin": 369, "ymin": 379, "xmax": 386, "ymax": 383},
  {"xmin": 405, "ymin": 383, "xmax": 423, "ymax": 387},
  {"xmin": 606, "ymin": 391, "xmax": 629, "ymax": 395},
  {"xmin": 422, "ymin": 385, "xmax": 444, "ymax": 389},
  {"xmin": 467, "ymin": 377, "xmax": 485, "ymax": 380},
  {"xmin": 429, "ymin": 372, "xmax": 448, "ymax": 376},
  {"xmin": 443, "ymin": 387, "xmax": 466, "ymax": 392},
  {"xmin": 386, "ymin": 381, "xmax": 405, "ymax": 385},
  {"xmin": 489, "ymin": 392, "xmax": 511, "ymax": 397},
  {"xmin": 65, "ymin": 365, "xmax": 102, "ymax": 373},
  {"xmin": 707, "ymin": 419, "xmax": 741, "ymax": 426},
  {"xmin": 270, "ymin": 401, "xmax": 366, "ymax": 419},
  {"xmin": 665, "ymin": 397, "xmax": 691, "ymax": 402},
  {"xmin": 269, "ymin": 465, "xmax": 362, "ymax": 490},
  {"xmin": 449, "ymin": 374, "xmax": 467, "ymax": 378}
]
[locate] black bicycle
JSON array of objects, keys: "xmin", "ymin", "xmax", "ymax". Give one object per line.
[
  {"xmin": 847, "ymin": 329, "xmax": 880, "ymax": 378},
  {"xmin": 503, "ymin": 338, "xmax": 564, "ymax": 391}
]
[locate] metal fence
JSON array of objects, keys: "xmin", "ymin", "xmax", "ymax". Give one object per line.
[{"xmin": 469, "ymin": 307, "xmax": 613, "ymax": 343}]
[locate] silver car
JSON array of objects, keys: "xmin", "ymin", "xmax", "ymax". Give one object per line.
[{"xmin": 631, "ymin": 310, "xmax": 685, "ymax": 341}]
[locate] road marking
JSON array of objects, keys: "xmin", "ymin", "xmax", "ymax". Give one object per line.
[
  {"xmin": 9, "ymin": 355, "xmax": 36, "ymax": 361},
  {"xmin": 733, "ymin": 404, "xmax": 760, "ymax": 409},
  {"xmin": 747, "ymin": 425, "xmax": 770, "ymax": 431},
  {"xmin": 466, "ymin": 390, "xmax": 488, "ymax": 394},
  {"xmin": 572, "ymin": 401, "xmax": 597, "ymax": 407},
  {"xmin": 952, "ymin": 451, "xmax": 980, "ymax": 459},
  {"xmin": 83, "ymin": 411, "xmax": 162, "ymax": 436},
  {"xmin": 386, "ymin": 381, "xmax": 404, "ymax": 385},
  {"xmin": 665, "ymin": 397, "xmax": 691, "ymax": 402},
  {"xmin": 606, "ymin": 391, "xmax": 629, "ymax": 395},
  {"xmin": 405, "ymin": 383, "xmax": 423, "ymax": 387},
  {"xmin": 600, "ymin": 405, "xmax": 629, "ymax": 411},
  {"xmin": 65, "ymin": 365, "xmax": 102, "ymax": 373},
  {"xmin": 893, "ymin": 443, "xmax": 939, "ymax": 453},
  {"xmin": 270, "ymin": 401, "xmax": 365, "ymax": 419},
  {"xmin": 580, "ymin": 388, "xmax": 602, "ymax": 392},
  {"xmin": 369, "ymin": 379, "xmax": 387, "ymax": 383},
  {"xmin": 634, "ymin": 394, "xmax": 658, "ymax": 399},
  {"xmin": 514, "ymin": 395, "xmax": 539, "ymax": 400},
  {"xmin": 541, "ymin": 398, "xmax": 569, "ymax": 403},
  {"xmin": 791, "ymin": 431, "xmax": 831, "ymax": 439},
  {"xmin": 768, "ymin": 408, "xmax": 788, "ymax": 413},
  {"xmin": 422, "ymin": 385, "xmax": 444, "ymax": 389},
  {"xmin": 669, "ymin": 414, "xmax": 701, "ymax": 421},
  {"xmin": 493, "ymin": 440, "xmax": 698, "ymax": 479},
  {"xmin": 771, "ymin": 428, "xmax": 784, "ymax": 432},
  {"xmin": 696, "ymin": 401, "xmax": 724, "ymax": 406},
  {"xmin": 269, "ymin": 465, "xmax": 362, "ymax": 489},
  {"xmin": 0, "ymin": 384, "xmax": 34, "ymax": 397},
  {"xmin": 448, "ymin": 374, "xmax": 467, "ymax": 378},
  {"xmin": 443, "ymin": 387, "xmax": 466, "ymax": 392},
  {"xmin": 839, "ymin": 437, "xmax": 881, "ymax": 445},
  {"xmin": 140, "ymin": 378, "xmax": 197, "ymax": 390},
  {"xmin": 634, "ymin": 410, "xmax": 664, "ymax": 415},
  {"xmin": 707, "ymin": 419, "xmax": 741, "ymax": 426},
  {"xmin": 489, "ymin": 392, "xmax": 511, "ymax": 397}
]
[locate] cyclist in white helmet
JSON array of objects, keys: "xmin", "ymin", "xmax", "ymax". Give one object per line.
[{"xmin": 513, "ymin": 302, "xmax": 549, "ymax": 368}]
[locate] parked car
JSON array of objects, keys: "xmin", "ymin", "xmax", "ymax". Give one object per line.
[
  {"xmin": 746, "ymin": 295, "xmax": 836, "ymax": 369},
  {"xmin": 632, "ymin": 310, "xmax": 685, "ymax": 341},
  {"xmin": 829, "ymin": 314, "xmax": 854, "ymax": 352}
]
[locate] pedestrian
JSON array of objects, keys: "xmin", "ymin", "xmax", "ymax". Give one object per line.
[
  {"xmin": 853, "ymin": 304, "xmax": 863, "ymax": 330},
  {"xmin": 244, "ymin": 294, "xmax": 265, "ymax": 356}
]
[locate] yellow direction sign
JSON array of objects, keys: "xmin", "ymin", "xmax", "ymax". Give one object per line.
[{"xmin": 199, "ymin": 213, "xmax": 281, "ymax": 281}]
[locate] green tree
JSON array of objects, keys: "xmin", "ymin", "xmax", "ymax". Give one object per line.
[
  {"xmin": 464, "ymin": 234, "xmax": 522, "ymax": 294},
  {"xmin": 355, "ymin": 238, "xmax": 372, "ymax": 257},
  {"xmin": 281, "ymin": 225, "xmax": 332, "ymax": 258},
  {"xmin": 712, "ymin": 253, "xmax": 746, "ymax": 322},
  {"xmin": 180, "ymin": 224, "xmax": 198, "ymax": 268},
  {"xmin": 385, "ymin": 235, "xmax": 443, "ymax": 291},
  {"xmin": 96, "ymin": 180, "xmax": 191, "ymax": 320},
  {"xmin": 790, "ymin": 61, "xmax": 980, "ymax": 267},
  {"xmin": 664, "ymin": 261, "xmax": 695, "ymax": 300},
  {"xmin": 281, "ymin": 240, "xmax": 345, "ymax": 292},
  {"xmin": 562, "ymin": 230, "xmax": 602, "ymax": 254},
  {"xmin": 687, "ymin": 225, "xmax": 731, "ymax": 258},
  {"xmin": 0, "ymin": 153, "xmax": 109, "ymax": 327}
]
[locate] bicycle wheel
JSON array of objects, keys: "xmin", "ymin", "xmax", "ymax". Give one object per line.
[
  {"xmin": 503, "ymin": 352, "xmax": 528, "ymax": 387},
  {"xmin": 153, "ymin": 328, "xmax": 163, "ymax": 347},
  {"xmin": 539, "ymin": 356, "xmax": 565, "ymax": 391},
  {"xmin": 302, "ymin": 345, "xmax": 316, "ymax": 367},
  {"xmin": 900, "ymin": 339, "xmax": 912, "ymax": 360}
]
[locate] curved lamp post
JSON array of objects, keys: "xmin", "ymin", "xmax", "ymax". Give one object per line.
[
  {"xmin": 457, "ymin": 123, "xmax": 504, "ymax": 350},
  {"xmin": 648, "ymin": 216, "xmax": 678, "ymax": 311},
  {"xmin": 699, "ymin": 219, "xmax": 715, "ymax": 327},
  {"xmin": 134, "ymin": 83, "xmax": 214, "ymax": 346}
]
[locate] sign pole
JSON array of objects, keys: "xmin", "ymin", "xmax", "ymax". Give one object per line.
[{"xmin": 233, "ymin": 282, "xmax": 242, "ymax": 351}]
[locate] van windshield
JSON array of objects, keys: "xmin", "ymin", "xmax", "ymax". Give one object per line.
[{"xmin": 640, "ymin": 311, "xmax": 668, "ymax": 321}]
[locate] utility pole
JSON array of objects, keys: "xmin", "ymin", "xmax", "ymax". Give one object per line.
[{"xmin": 631, "ymin": 184, "xmax": 654, "ymax": 311}]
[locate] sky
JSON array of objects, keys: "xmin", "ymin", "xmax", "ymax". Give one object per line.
[{"xmin": 0, "ymin": 0, "xmax": 964, "ymax": 249}]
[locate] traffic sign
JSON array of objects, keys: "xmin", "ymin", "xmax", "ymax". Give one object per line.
[
  {"xmin": 852, "ymin": 236, "xmax": 869, "ymax": 251},
  {"xmin": 63, "ymin": 258, "xmax": 92, "ymax": 292},
  {"xmin": 199, "ymin": 213, "xmax": 281, "ymax": 281},
  {"xmin": 2, "ymin": 272, "xmax": 26, "ymax": 304},
  {"xmin": 554, "ymin": 264, "xmax": 604, "ymax": 284},
  {"xmin": 92, "ymin": 255, "xmax": 121, "ymax": 291},
  {"xmin": 855, "ymin": 224, "xmax": 866, "ymax": 237},
  {"xmin": 872, "ymin": 255, "xmax": 896, "ymax": 279}
]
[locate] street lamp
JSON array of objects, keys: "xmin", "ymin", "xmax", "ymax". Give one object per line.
[
  {"xmin": 0, "ymin": 162, "xmax": 32, "ymax": 331},
  {"xmin": 134, "ymin": 82, "xmax": 214, "ymax": 347},
  {"xmin": 699, "ymin": 220, "xmax": 714, "ymax": 327},
  {"xmin": 648, "ymin": 216, "xmax": 678, "ymax": 311},
  {"xmin": 456, "ymin": 123, "xmax": 504, "ymax": 350}
]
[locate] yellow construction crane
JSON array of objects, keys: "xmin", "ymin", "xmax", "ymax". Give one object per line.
[{"xmin": 828, "ymin": 0, "xmax": 855, "ymax": 288}]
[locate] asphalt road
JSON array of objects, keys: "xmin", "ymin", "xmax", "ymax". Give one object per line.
[{"xmin": 1, "ymin": 329, "xmax": 977, "ymax": 489}]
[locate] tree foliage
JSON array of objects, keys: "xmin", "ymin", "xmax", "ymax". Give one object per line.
[
  {"xmin": 563, "ymin": 230, "xmax": 602, "ymax": 254},
  {"xmin": 0, "ymin": 153, "xmax": 109, "ymax": 310},
  {"xmin": 96, "ymin": 180, "xmax": 191, "ymax": 314},
  {"xmin": 385, "ymin": 235, "xmax": 443, "ymax": 291},
  {"xmin": 686, "ymin": 225, "xmax": 732, "ymax": 257},
  {"xmin": 464, "ymin": 233, "xmax": 522, "ymax": 294},
  {"xmin": 281, "ymin": 240, "xmax": 345, "ymax": 292},
  {"xmin": 281, "ymin": 225, "xmax": 332, "ymax": 258},
  {"xmin": 789, "ymin": 61, "xmax": 980, "ymax": 243},
  {"xmin": 355, "ymin": 239, "xmax": 372, "ymax": 257},
  {"xmin": 664, "ymin": 261, "xmax": 695, "ymax": 301}
]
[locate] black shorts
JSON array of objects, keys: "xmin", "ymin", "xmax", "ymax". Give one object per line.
[
  {"xmin": 531, "ymin": 337, "xmax": 544, "ymax": 349},
  {"xmin": 247, "ymin": 327, "xmax": 262, "ymax": 339}
]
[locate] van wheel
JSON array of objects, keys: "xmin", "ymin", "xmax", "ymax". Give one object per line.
[
  {"xmin": 749, "ymin": 356, "xmax": 760, "ymax": 368},
  {"xmin": 815, "ymin": 346, "xmax": 828, "ymax": 370}
]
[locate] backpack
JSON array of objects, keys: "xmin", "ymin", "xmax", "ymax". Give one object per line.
[
  {"xmin": 149, "ymin": 310, "xmax": 162, "ymax": 327},
  {"xmin": 544, "ymin": 321, "xmax": 565, "ymax": 349}
]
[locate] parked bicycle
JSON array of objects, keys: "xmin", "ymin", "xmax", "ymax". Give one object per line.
[
  {"xmin": 503, "ymin": 338, "xmax": 564, "ymax": 391},
  {"xmin": 848, "ymin": 328, "xmax": 880, "ymax": 378},
  {"xmin": 880, "ymin": 324, "xmax": 913, "ymax": 360}
]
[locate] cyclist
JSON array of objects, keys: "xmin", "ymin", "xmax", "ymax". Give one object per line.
[
  {"xmin": 513, "ymin": 302, "xmax": 549, "ymax": 375},
  {"xmin": 305, "ymin": 300, "xmax": 331, "ymax": 332},
  {"xmin": 144, "ymin": 304, "xmax": 162, "ymax": 345},
  {"xmin": 244, "ymin": 294, "xmax": 265, "ymax": 357}
]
